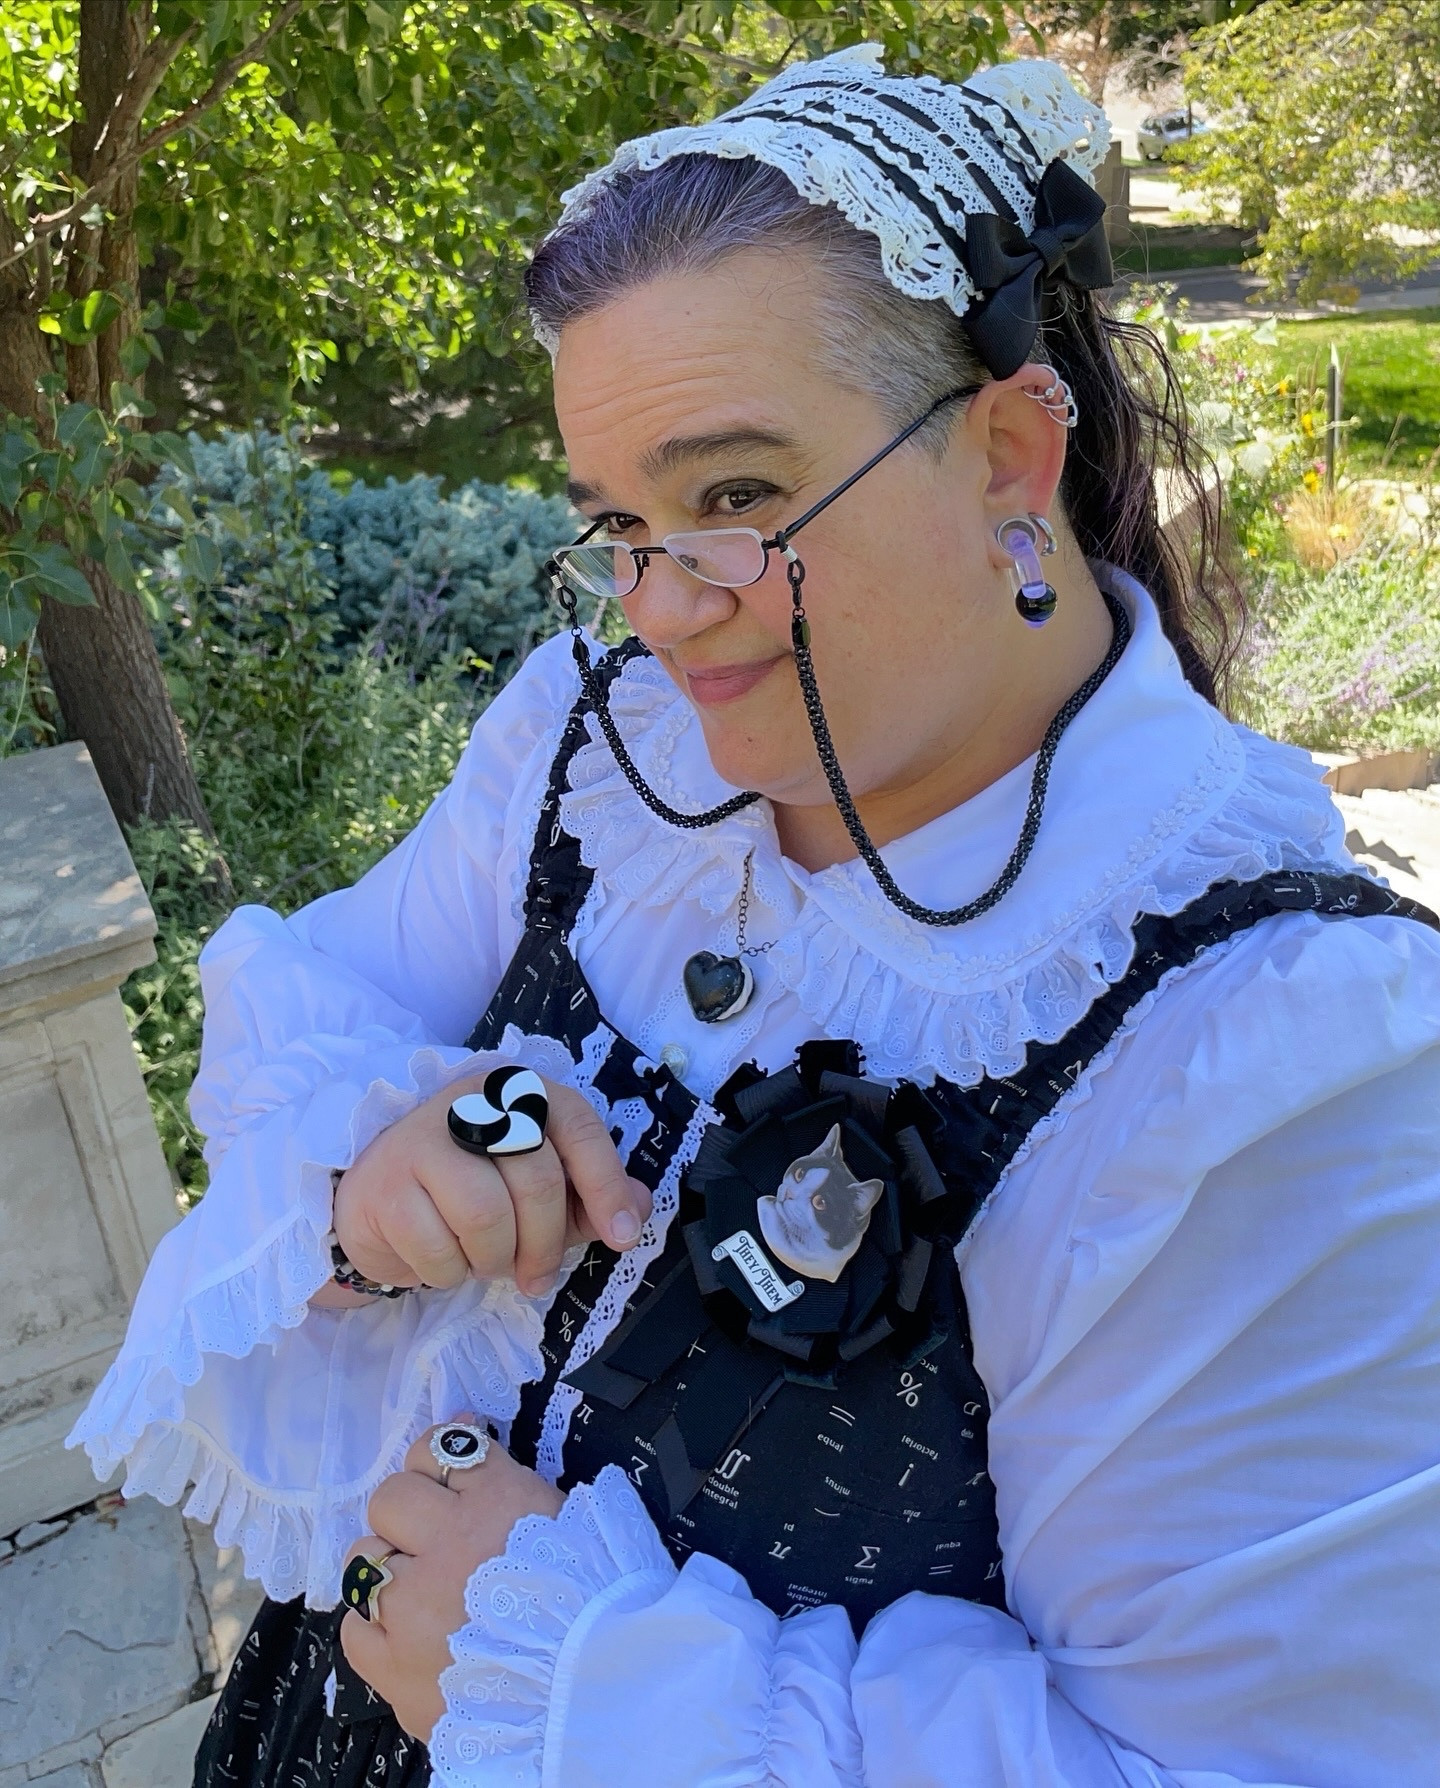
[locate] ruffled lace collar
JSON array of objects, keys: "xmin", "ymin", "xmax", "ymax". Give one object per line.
[{"xmin": 559, "ymin": 569, "xmax": 1349, "ymax": 1086}]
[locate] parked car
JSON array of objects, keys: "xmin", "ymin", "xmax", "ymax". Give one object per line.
[{"xmin": 1138, "ymin": 110, "xmax": 1207, "ymax": 161}]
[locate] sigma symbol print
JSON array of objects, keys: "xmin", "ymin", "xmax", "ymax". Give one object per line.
[{"xmin": 756, "ymin": 1123, "xmax": 884, "ymax": 1283}]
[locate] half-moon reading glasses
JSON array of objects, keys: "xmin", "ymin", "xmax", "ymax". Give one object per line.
[{"xmin": 549, "ymin": 384, "xmax": 979, "ymax": 600}]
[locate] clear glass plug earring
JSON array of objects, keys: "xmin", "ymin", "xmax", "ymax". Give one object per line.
[{"xmin": 998, "ymin": 514, "xmax": 1059, "ymax": 627}]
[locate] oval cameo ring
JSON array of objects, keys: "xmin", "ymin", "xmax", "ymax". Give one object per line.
[
  {"xmin": 430, "ymin": 1421, "xmax": 491, "ymax": 1487},
  {"xmin": 341, "ymin": 1547, "xmax": 398, "ymax": 1623}
]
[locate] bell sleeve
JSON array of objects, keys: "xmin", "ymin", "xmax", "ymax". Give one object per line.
[
  {"xmin": 429, "ymin": 909, "xmax": 1440, "ymax": 1788},
  {"xmin": 67, "ymin": 636, "xmax": 582, "ymax": 1607}
]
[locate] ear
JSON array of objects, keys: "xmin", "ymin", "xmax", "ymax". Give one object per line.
[
  {"xmin": 820, "ymin": 1122, "xmax": 844, "ymax": 1158},
  {"xmin": 961, "ymin": 363, "xmax": 1070, "ymax": 576},
  {"xmin": 854, "ymin": 1177, "xmax": 885, "ymax": 1215}
]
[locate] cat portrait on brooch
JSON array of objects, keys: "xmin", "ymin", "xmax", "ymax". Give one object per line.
[{"xmin": 757, "ymin": 1123, "xmax": 885, "ymax": 1283}]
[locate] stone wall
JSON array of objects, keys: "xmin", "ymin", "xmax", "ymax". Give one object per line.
[{"xmin": 0, "ymin": 742, "xmax": 178, "ymax": 1531}]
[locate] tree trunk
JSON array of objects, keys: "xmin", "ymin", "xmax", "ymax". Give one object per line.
[
  {"xmin": 34, "ymin": 0, "xmax": 225, "ymax": 861},
  {"xmin": 37, "ymin": 559, "xmax": 219, "ymax": 839}
]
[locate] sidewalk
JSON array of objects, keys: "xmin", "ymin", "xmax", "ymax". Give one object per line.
[
  {"xmin": 1120, "ymin": 262, "xmax": 1440, "ymax": 324},
  {"xmin": 0, "ymin": 1494, "xmax": 263, "ymax": 1788}
]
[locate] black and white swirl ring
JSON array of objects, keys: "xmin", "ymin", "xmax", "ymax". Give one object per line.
[{"xmin": 447, "ymin": 1066, "xmax": 549, "ymax": 1158}]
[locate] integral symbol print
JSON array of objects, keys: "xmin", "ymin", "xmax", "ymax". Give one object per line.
[{"xmin": 756, "ymin": 1123, "xmax": 884, "ymax": 1282}]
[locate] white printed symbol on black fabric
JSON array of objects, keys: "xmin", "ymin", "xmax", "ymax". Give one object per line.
[
  {"xmin": 718, "ymin": 1449, "xmax": 751, "ymax": 1482},
  {"xmin": 898, "ymin": 1463, "xmax": 915, "ymax": 1488},
  {"xmin": 855, "ymin": 1545, "xmax": 881, "ymax": 1571},
  {"xmin": 769, "ymin": 1542, "xmax": 792, "ymax": 1560},
  {"xmin": 711, "ymin": 1230, "xmax": 804, "ymax": 1311},
  {"xmin": 828, "ymin": 1405, "xmax": 856, "ymax": 1428},
  {"xmin": 896, "ymin": 1371, "xmax": 922, "ymax": 1408},
  {"xmin": 756, "ymin": 1124, "xmax": 884, "ymax": 1283},
  {"xmin": 630, "ymin": 1456, "xmax": 650, "ymax": 1486}
]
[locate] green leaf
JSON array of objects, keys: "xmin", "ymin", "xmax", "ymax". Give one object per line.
[
  {"xmin": 56, "ymin": 402, "xmax": 100, "ymax": 450},
  {"xmin": 153, "ymin": 432, "xmax": 197, "ymax": 478},
  {"xmin": 0, "ymin": 585, "xmax": 42, "ymax": 651},
  {"xmin": 27, "ymin": 544, "xmax": 96, "ymax": 606},
  {"xmin": 105, "ymin": 536, "xmax": 140, "ymax": 595},
  {"xmin": 37, "ymin": 313, "xmax": 62, "ymax": 336},
  {"xmin": 158, "ymin": 483, "xmax": 198, "ymax": 524},
  {"xmin": 164, "ymin": 299, "xmax": 205, "ymax": 333},
  {"xmin": 179, "ymin": 532, "xmax": 223, "ymax": 585}
]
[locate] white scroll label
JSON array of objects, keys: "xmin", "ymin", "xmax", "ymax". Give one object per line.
[{"xmin": 711, "ymin": 1229, "xmax": 805, "ymax": 1312}]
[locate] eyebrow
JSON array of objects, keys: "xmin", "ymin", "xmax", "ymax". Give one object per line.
[{"xmin": 566, "ymin": 425, "xmax": 802, "ymax": 508}]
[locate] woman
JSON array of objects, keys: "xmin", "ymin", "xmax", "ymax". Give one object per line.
[{"xmin": 72, "ymin": 47, "xmax": 1440, "ymax": 1788}]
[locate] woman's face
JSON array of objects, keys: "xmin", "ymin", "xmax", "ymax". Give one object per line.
[{"xmin": 552, "ymin": 247, "xmax": 1072, "ymax": 833}]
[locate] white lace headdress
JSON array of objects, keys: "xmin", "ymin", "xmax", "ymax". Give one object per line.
[{"xmin": 536, "ymin": 46, "xmax": 1114, "ymax": 371}]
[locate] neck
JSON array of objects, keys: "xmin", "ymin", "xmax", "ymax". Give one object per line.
[{"xmin": 772, "ymin": 557, "xmax": 1115, "ymax": 874}]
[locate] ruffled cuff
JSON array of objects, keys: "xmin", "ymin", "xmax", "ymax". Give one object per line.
[
  {"xmin": 66, "ymin": 1040, "xmax": 543, "ymax": 1604},
  {"xmin": 429, "ymin": 1466, "xmax": 677, "ymax": 1787}
]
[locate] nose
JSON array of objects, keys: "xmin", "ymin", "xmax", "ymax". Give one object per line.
[{"xmin": 623, "ymin": 551, "xmax": 737, "ymax": 653}]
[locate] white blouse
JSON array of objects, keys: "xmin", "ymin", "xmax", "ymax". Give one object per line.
[{"xmin": 71, "ymin": 571, "xmax": 1440, "ymax": 1787}]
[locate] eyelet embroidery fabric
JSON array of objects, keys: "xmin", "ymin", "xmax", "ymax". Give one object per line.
[
  {"xmin": 534, "ymin": 46, "xmax": 1110, "ymax": 354},
  {"xmin": 67, "ymin": 1043, "xmax": 559, "ymax": 1605},
  {"xmin": 557, "ymin": 573, "xmax": 1351, "ymax": 1090},
  {"xmin": 430, "ymin": 1465, "xmax": 675, "ymax": 1786}
]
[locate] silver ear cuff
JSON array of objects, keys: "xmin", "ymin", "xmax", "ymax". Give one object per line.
[{"xmin": 1022, "ymin": 369, "xmax": 1079, "ymax": 429}]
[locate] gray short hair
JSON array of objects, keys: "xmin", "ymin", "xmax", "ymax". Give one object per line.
[{"xmin": 527, "ymin": 155, "xmax": 983, "ymax": 450}]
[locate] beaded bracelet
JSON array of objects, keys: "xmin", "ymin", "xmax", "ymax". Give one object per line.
[{"xmin": 328, "ymin": 1170, "xmax": 408, "ymax": 1298}]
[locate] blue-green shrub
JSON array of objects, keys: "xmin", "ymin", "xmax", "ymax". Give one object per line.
[{"xmin": 139, "ymin": 426, "xmax": 581, "ymax": 675}]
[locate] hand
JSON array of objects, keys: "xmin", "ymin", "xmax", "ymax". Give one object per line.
[
  {"xmin": 340, "ymin": 1420, "xmax": 566, "ymax": 1740},
  {"xmin": 333, "ymin": 1071, "xmax": 650, "ymax": 1296}
]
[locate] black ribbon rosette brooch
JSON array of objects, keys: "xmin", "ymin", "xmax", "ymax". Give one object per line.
[{"xmin": 565, "ymin": 1041, "xmax": 978, "ymax": 1517}]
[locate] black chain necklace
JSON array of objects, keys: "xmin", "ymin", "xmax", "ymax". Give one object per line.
[
  {"xmin": 555, "ymin": 570, "xmax": 1131, "ymax": 1004},
  {"xmin": 784, "ymin": 558, "xmax": 1132, "ymax": 927}
]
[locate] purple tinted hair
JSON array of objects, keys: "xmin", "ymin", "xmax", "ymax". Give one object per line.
[{"xmin": 527, "ymin": 155, "xmax": 1242, "ymax": 704}]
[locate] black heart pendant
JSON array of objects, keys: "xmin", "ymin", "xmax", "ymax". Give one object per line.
[{"xmin": 682, "ymin": 951, "xmax": 755, "ymax": 1024}]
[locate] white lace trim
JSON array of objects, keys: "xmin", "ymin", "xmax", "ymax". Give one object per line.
[
  {"xmin": 557, "ymin": 644, "xmax": 1348, "ymax": 1087},
  {"xmin": 104, "ymin": 1290, "xmax": 548, "ymax": 1607},
  {"xmin": 537, "ymin": 48, "xmax": 1109, "ymax": 353},
  {"xmin": 535, "ymin": 1099, "xmax": 716, "ymax": 1480},
  {"xmin": 431, "ymin": 1465, "xmax": 674, "ymax": 1786}
]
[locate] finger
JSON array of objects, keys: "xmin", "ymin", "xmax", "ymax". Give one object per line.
[
  {"xmin": 546, "ymin": 1085, "xmax": 652, "ymax": 1252},
  {"xmin": 411, "ymin": 1142, "xmax": 519, "ymax": 1284},
  {"xmin": 381, "ymin": 1178, "xmax": 472, "ymax": 1291},
  {"xmin": 333, "ymin": 1179, "xmax": 423, "ymax": 1290},
  {"xmin": 402, "ymin": 1418, "xmax": 510, "ymax": 1481},
  {"xmin": 495, "ymin": 1140, "xmax": 569, "ymax": 1295},
  {"xmin": 341, "ymin": 1603, "xmax": 393, "ymax": 1685},
  {"xmin": 368, "ymin": 1470, "xmax": 458, "ymax": 1552}
]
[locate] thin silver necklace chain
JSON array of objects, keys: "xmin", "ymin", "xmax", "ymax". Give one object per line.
[{"xmin": 733, "ymin": 850, "xmax": 775, "ymax": 958}]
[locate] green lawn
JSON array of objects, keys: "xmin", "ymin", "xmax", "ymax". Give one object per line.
[{"xmin": 1274, "ymin": 310, "xmax": 1440, "ymax": 471}]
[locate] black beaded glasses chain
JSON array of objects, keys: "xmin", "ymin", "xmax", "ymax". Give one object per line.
[
  {"xmin": 786, "ymin": 559, "xmax": 1131, "ymax": 926},
  {"xmin": 555, "ymin": 572, "xmax": 1130, "ymax": 928},
  {"xmin": 546, "ymin": 374, "xmax": 1131, "ymax": 927}
]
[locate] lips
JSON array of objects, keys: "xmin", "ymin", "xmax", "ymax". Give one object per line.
[{"xmin": 681, "ymin": 656, "xmax": 784, "ymax": 706}]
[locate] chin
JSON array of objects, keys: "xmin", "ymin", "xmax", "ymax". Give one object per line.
[{"xmin": 694, "ymin": 708, "xmax": 798, "ymax": 799}]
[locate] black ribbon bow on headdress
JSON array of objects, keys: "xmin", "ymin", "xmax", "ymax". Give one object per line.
[{"xmin": 963, "ymin": 158, "xmax": 1114, "ymax": 380}]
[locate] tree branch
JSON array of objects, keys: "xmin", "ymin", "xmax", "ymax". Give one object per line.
[{"xmin": 0, "ymin": 0, "xmax": 308, "ymax": 278}]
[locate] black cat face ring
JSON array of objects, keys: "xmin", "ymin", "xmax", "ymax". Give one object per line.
[
  {"xmin": 341, "ymin": 1547, "xmax": 398, "ymax": 1623},
  {"xmin": 429, "ymin": 1421, "xmax": 491, "ymax": 1487}
]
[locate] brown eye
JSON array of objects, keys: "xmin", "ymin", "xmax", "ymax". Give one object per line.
[{"xmin": 812, "ymin": 1194, "xmax": 826, "ymax": 1210}]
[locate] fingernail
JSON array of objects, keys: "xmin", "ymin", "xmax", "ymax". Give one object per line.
[{"xmin": 611, "ymin": 1209, "xmax": 641, "ymax": 1246}]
